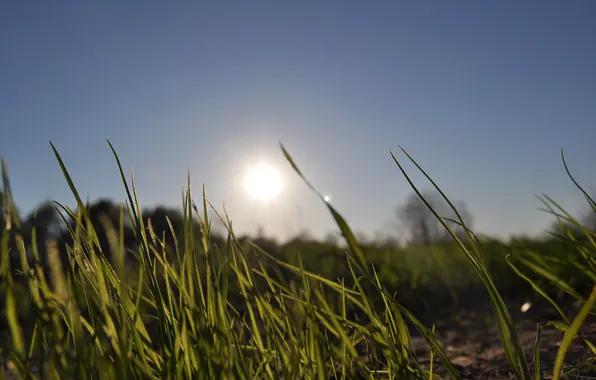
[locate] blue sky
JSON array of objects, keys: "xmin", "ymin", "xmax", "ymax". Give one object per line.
[{"xmin": 1, "ymin": 1, "xmax": 595, "ymax": 242}]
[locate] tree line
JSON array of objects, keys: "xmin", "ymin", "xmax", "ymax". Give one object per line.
[{"xmin": 2, "ymin": 186, "xmax": 594, "ymax": 272}]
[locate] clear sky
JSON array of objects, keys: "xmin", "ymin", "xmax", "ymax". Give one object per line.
[{"xmin": 1, "ymin": 1, "xmax": 595, "ymax": 242}]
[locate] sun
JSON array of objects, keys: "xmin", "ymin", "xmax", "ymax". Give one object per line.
[{"xmin": 244, "ymin": 163, "xmax": 283, "ymax": 201}]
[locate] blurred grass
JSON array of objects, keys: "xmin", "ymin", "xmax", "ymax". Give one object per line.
[{"xmin": 0, "ymin": 142, "xmax": 594, "ymax": 379}]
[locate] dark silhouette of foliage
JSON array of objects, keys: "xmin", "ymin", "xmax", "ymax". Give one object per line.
[
  {"xmin": 19, "ymin": 201, "xmax": 63, "ymax": 266},
  {"xmin": 55, "ymin": 199, "xmax": 137, "ymax": 271}
]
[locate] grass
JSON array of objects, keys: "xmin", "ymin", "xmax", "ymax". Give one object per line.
[{"xmin": 0, "ymin": 140, "xmax": 594, "ymax": 379}]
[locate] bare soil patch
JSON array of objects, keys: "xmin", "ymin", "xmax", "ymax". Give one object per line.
[{"xmin": 411, "ymin": 297, "xmax": 596, "ymax": 379}]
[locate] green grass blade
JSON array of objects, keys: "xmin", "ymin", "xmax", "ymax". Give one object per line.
[{"xmin": 552, "ymin": 285, "xmax": 596, "ymax": 380}]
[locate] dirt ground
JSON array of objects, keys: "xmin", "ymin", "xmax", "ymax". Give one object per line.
[{"xmin": 410, "ymin": 298, "xmax": 596, "ymax": 379}]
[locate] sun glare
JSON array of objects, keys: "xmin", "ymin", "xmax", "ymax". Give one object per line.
[{"xmin": 244, "ymin": 163, "xmax": 282, "ymax": 201}]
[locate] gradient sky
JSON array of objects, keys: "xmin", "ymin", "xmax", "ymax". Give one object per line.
[{"xmin": 1, "ymin": 1, "xmax": 595, "ymax": 242}]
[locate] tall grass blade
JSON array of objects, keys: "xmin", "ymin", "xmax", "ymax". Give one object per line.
[{"xmin": 552, "ymin": 285, "xmax": 596, "ymax": 380}]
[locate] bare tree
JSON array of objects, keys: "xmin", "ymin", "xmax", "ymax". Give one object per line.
[
  {"xmin": 547, "ymin": 192, "xmax": 596, "ymax": 238},
  {"xmin": 583, "ymin": 212, "xmax": 596, "ymax": 232},
  {"xmin": 580, "ymin": 196, "xmax": 596, "ymax": 232},
  {"xmin": 397, "ymin": 190, "xmax": 473, "ymax": 246}
]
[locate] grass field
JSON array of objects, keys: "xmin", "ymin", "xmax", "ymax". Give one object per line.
[{"xmin": 1, "ymin": 141, "xmax": 595, "ymax": 379}]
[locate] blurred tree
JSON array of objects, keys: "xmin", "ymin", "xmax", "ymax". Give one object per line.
[
  {"xmin": 142, "ymin": 206, "xmax": 204, "ymax": 259},
  {"xmin": 373, "ymin": 230, "xmax": 401, "ymax": 249},
  {"xmin": 57, "ymin": 199, "xmax": 136, "ymax": 267},
  {"xmin": 581, "ymin": 207, "xmax": 596, "ymax": 232},
  {"xmin": 355, "ymin": 232, "xmax": 370, "ymax": 245},
  {"xmin": 21, "ymin": 201, "xmax": 63, "ymax": 265},
  {"xmin": 324, "ymin": 232, "xmax": 340, "ymax": 246},
  {"xmin": 548, "ymin": 218, "xmax": 580, "ymax": 239},
  {"xmin": 397, "ymin": 190, "xmax": 473, "ymax": 246},
  {"xmin": 547, "ymin": 202, "xmax": 595, "ymax": 239},
  {"xmin": 89, "ymin": 199, "xmax": 135, "ymax": 252},
  {"xmin": 0, "ymin": 189, "xmax": 25, "ymax": 271}
]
